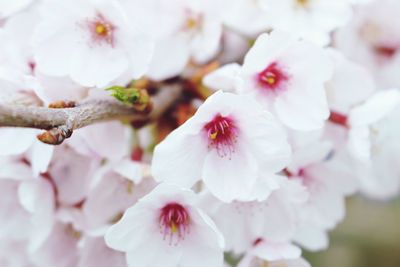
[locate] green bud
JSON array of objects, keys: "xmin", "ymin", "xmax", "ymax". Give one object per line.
[{"xmin": 106, "ymin": 86, "xmax": 141, "ymax": 105}]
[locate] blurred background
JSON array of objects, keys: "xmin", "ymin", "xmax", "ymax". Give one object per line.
[{"xmin": 305, "ymin": 196, "xmax": 400, "ymax": 267}]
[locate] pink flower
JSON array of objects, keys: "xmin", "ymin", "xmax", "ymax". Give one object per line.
[
  {"xmin": 33, "ymin": 0, "xmax": 153, "ymax": 87},
  {"xmin": 239, "ymin": 31, "xmax": 333, "ymax": 130},
  {"xmin": 105, "ymin": 183, "xmax": 224, "ymax": 267},
  {"xmin": 152, "ymin": 91, "xmax": 291, "ymax": 202}
]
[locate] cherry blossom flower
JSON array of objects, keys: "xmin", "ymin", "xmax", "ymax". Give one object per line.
[
  {"xmin": 0, "ymin": 127, "xmax": 54, "ymax": 177},
  {"xmin": 82, "ymin": 160, "xmax": 155, "ymax": 235},
  {"xmin": 240, "ymin": 31, "xmax": 334, "ymax": 130},
  {"xmin": 347, "ymin": 89, "xmax": 400, "ymax": 199},
  {"xmin": 127, "ymin": 0, "xmax": 224, "ymax": 80},
  {"xmin": 290, "ymin": 161, "xmax": 358, "ymax": 250},
  {"xmin": 335, "ymin": 0, "xmax": 400, "ymax": 88},
  {"xmin": 200, "ymin": 176, "xmax": 308, "ymax": 254},
  {"xmin": 223, "ymin": 0, "xmax": 352, "ymax": 45},
  {"xmin": 260, "ymin": 0, "xmax": 353, "ymax": 46},
  {"xmin": 325, "ymin": 49, "xmax": 376, "ymax": 115},
  {"xmin": 105, "ymin": 183, "xmax": 224, "ymax": 267},
  {"xmin": 0, "ymin": 6, "xmax": 89, "ymax": 103},
  {"xmin": 222, "ymin": 0, "xmax": 271, "ymax": 38},
  {"xmin": 32, "ymin": 0, "xmax": 154, "ymax": 87},
  {"xmin": 286, "ymin": 130, "xmax": 359, "ymax": 251},
  {"xmin": 152, "ymin": 91, "xmax": 291, "ymax": 202},
  {"xmin": 348, "ymin": 89, "xmax": 400, "ymax": 160}
]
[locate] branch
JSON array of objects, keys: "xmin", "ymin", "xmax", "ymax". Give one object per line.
[{"xmin": 0, "ymin": 85, "xmax": 182, "ymax": 145}]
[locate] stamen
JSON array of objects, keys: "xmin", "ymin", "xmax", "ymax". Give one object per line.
[
  {"xmin": 203, "ymin": 114, "xmax": 238, "ymax": 158},
  {"xmin": 159, "ymin": 203, "xmax": 190, "ymax": 246},
  {"xmin": 85, "ymin": 14, "xmax": 116, "ymax": 47},
  {"xmin": 257, "ymin": 62, "xmax": 289, "ymax": 91}
]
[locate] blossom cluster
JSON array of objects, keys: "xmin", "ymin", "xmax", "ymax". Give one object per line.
[{"xmin": 1, "ymin": 0, "xmax": 400, "ymax": 267}]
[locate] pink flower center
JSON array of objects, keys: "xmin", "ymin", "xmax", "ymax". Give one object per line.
[
  {"xmin": 204, "ymin": 114, "xmax": 238, "ymax": 158},
  {"xmin": 374, "ymin": 45, "xmax": 398, "ymax": 58},
  {"xmin": 86, "ymin": 14, "xmax": 115, "ymax": 47},
  {"xmin": 159, "ymin": 203, "xmax": 190, "ymax": 245},
  {"xmin": 296, "ymin": 0, "xmax": 309, "ymax": 7},
  {"xmin": 252, "ymin": 238, "xmax": 264, "ymax": 246},
  {"xmin": 257, "ymin": 62, "xmax": 288, "ymax": 91},
  {"xmin": 182, "ymin": 9, "xmax": 203, "ymax": 33}
]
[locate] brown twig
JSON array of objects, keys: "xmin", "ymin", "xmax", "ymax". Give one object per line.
[{"xmin": 0, "ymin": 85, "xmax": 182, "ymax": 145}]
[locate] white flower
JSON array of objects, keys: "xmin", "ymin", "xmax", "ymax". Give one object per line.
[
  {"xmin": 0, "ymin": 7, "xmax": 37, "ymax": 75},
  {"xmin": 152, "ymin": 91, "xmax": 291, "ymax": 202},
  {"xmin": 347, "ymin": 89, "xmax": 400, "ymax": 199},
  {"xmin": 200, "ymin": 176, "xmax": 308, "ymax": 254},
  {"xmin": 129, "ymin": 0, "xmax": 224, "ymax": 80},
  {"xmin": 260, "ymin": 0, "xmax": 353, "ymax": 46},
  {"xmin": 0, "ymin": 128, "xmax": 54, "ymax": 177},
  {"xmin": 33, "ymin": 0, "xmax": 154, "ymax": 87},
  {"xmin": 105, "ymin": 183, "xmax": 224, "ymax": 267},
  {"xmin": 286, "ymin": 130, "xmax": 359, "ymax": 251},
  {"xmin": 223, "ymin": 0, "xmax": 352, "ymax": 45},
  {"xmin": 348, "ymin": 89, "xmax": 400, "ymax": 160},
  {"xmin": 222, "ymin": 0, "xmax": 271, "ymax": 37},
  {"xmin": 325, "ymin": 48, "xmax": 376, "ymax": 115},
  {"xmin": 207, "ymin": 31, "xmax": 333, "ymax": 131},
  {"xmin": 335, "ymin": 0, "xmax": 400, "ymax": 88},
  {"xmin": 82, "ymin": 160, "xmax": 156, "ymax": 235},
  {"xmin": 0, "ymin": 7, "xmax": 89, "ymax": 103},
  {"xmin": 290, "ymin": 161, "xmax": 357, "ymax": 251}
]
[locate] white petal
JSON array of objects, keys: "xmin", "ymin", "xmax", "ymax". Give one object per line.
[
  {"xmin": 179, "ymin": 210, "xmax": 224, "ymax": 267},
  {"xmin": 146, "ymin": 35, "xmax": 190, "ymax": 81},
  {"xmin": 34, "ymin": 24, "xmax": 81, "ymax": 77},
  {"xmin": 293, "ymin": 225, "xmax": 329, "ymax": 251},
  {"xmin": 202, "ymin": 143, "xmax": 259, "ymax": 202},
  {"xmin": 113, "ymin": 158, "xmax": 143, "ymax": 184},
  {"xmin": 125, "ymin": 239, "xmax": 181, "ymax": 267},
  {"xmin": 252, "ymin": 241, "xmax": 301, "ymax": 262},
  {"xmin": 203, "ymin": 63, "xmax": 241, "ymax": 92},
  {"xmin": 152, "ymin": 128, "xmax": 207, "ymax": 188},
  {"xmin": 349, "ymin": 89, "xmax": 400, "ymax": 127},
  {"xmin": 0, "ymin": 128, "xmax": 35, "ymax": 156},
  {"xmin": 78, "ymin": 237, "xmax": 126, "ymax": 267},
  {"xmin": 105, "ymin": 204, "xmax": 156, "ymax": 252},
  {"xmin": 74, "ymin": 121, "xmax": 131, "ymax": 161},
  {"xmin": 69, "ymin": 45, "xmax": 129, "ymax": 87},
  {"xmin": 242, "ymin": 31, "xmax": 297, "ymax": 74},
  {"xmin": 28, "ymin": 140, "xmax": 54, "ymax": 177}
]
